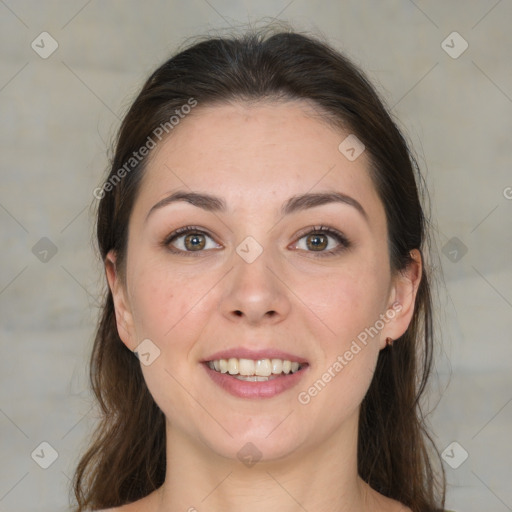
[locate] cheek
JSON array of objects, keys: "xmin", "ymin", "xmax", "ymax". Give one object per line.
[
  {"xmin": 127, "ymin": 254, "xmax": 221, "ymax": 348},
  {"xmin": 129, "ymin": 272, "xmax": 176, "ymax": 340},
  {"xmin": 127, "ymin": 262, "xmax": 220, "ymax": 430},
  {"xmin": 290, "ymin": 256, "xmax": 390, "ymax": 348},
  {"xmin": 296, "ymin": 285, "xmax": 382, "ymax": 430},
  {"xmin": 291, "ymin": 256, "xmax": 389, "ymax": 414}
]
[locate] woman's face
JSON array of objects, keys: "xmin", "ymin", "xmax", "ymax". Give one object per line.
[{"xmin": 107, "ymin": 100, "xmax": 419, "ymax": 462}]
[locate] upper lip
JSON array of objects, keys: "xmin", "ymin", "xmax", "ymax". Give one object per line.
[{"xmin": 203, "ymin": 347, "xmax": 308, "ymax": 364}]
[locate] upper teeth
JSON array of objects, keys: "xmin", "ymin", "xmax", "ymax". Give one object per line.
[{"xmin": 207, "ymin": 358, "xmax": 301, "ymax": 376}]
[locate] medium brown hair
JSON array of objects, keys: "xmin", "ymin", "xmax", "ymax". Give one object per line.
[{"xmin": 73, "ymin": 26, "xmax": 445, "ymax": 511}]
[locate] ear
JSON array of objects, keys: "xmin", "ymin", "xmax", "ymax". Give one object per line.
[
  {"xmin": 105, "ymin": 250, "xmax": 136, "ymax": 351},
  {"xmin": 380, "ymin": 248, "xmax": 422, "ymax": 348}
]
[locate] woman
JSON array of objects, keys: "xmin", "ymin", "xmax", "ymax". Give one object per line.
[{"xmin": 73, "ymin": 26, "xmax": 446, "ymax": 512}]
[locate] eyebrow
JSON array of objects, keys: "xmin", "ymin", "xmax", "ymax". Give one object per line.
[
  {"xmin": 146, "ymin": 191, "xmax": 226, "ymax": 221},
  {"xmin": 146, "ymin": 190, "xmax": 368, "ymax": 222},
  {"xmin": 282, "ymin": 191, "xmax": 368, "ymax": 220}
]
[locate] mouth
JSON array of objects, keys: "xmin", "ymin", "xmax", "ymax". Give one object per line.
[
  {"xmin": 202, "ymin": 355, "xmax": 309, "ymax": 399},
  {"xmin": 205, "ymin": 357, "xmax": 308, "ymax": 381}
]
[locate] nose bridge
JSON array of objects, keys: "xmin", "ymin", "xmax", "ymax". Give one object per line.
[{"xmin": 221, "ymin": 238, "xmax": 291, "ymax": 323}]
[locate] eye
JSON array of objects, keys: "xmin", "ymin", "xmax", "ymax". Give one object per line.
[
  {"xmin": 165, "ymin": 226, "xmax": 221, "ymax": 254},
  {"xmin": 292, "ymin": 226, "xmax": 351, "ymax": 256}
]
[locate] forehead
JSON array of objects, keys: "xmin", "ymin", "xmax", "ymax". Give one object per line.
[{"xmin": 135, "ymin": 100, "xmax": 384, "ymax": 222}]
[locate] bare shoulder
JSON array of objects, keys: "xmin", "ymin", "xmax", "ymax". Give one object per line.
[
  {"xmin": 98, "ymin": 507, "xmax": 132, "ymax": 512},
  {"xmin": 97, "ymin": 491, "xmax": 158, "ymax": 512},
  {"xmin": 362, "ymin": 481, "xmax": 412, "ymax": 512},
  {"xmin": 97, "ymin": 504, "xmax": 141, "ymax": 512},
  {"xmin": 97, "ymin": 506, "xmax": 136, "ymax": 512},
  {"xmin": 374, "ymin": 492, "xmax": 413, "ymax": 512},
  {"xmin": 97, "ymin": 503, "xmax": 140, "ymax": 512},
  {"xmin": 389, "ymin": 501, "xmax": 412, "ymax": 512}
]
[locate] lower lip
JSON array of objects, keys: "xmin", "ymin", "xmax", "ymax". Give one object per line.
[{"xmin": 202, "ymin": 363, "xmax": 308, "ymax": 399}]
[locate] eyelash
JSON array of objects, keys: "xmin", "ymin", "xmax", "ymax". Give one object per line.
[
  {"xmin": 293, "ymin": 225, "xmax": 351, "ymax": 257},
  {"xmin": 163, "ymin": 225, "xmax": 216, "ymax": 257},
  {"xmin": 163, "ymin": 225, "xmax": 351, "ymax": 257}
]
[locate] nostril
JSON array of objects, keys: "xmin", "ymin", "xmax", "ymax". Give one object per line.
[{"xmin": 231, "ymin": 309, "xmax": 277, "ymax": 319}]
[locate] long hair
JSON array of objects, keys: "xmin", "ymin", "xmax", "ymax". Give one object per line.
[{"xmin": 73, "ymin": 26, "xmax": 445, "ymax": 511}]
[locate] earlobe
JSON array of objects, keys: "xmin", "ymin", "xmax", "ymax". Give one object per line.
[
  {"xmin": 105, "ymin": 251, "xmax": 135, "ymax": 350},
  {"xmin": 381, "ymin": 249, "xmax": 422, "ymax": 346}
]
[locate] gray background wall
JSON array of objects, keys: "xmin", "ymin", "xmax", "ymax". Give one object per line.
[{"xmin": 0, "ymin": 1, "xmax": 511, "ymax": 511}]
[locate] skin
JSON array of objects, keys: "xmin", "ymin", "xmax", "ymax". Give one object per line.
[{"xmin": 105, "ymin": 100, "xmax": 420, "ymax": 512}]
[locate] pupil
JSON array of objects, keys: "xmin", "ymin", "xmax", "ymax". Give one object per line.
[
  {"xmin": 307, "ymin": 234, "xmax": 327, "ymax": 251},
  {"xmin": 185, "ymin": 233, "xmax": 205, "ymax": 251}
]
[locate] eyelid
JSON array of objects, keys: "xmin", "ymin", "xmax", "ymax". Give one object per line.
[
  {"xmin": 164, "ymin": 225, "xmax": 212, "ymax": 244},
  {"xmin": 163, "ymin": 225, "xmax": 222, "ymax": 255},
  {"xmin": 291, "ymin": 225, "xmax": 352, "ymax": 255},
  {"xmin": 162, "ymin": 224, "xmax": 351, "ymax": 256},
  {"xmin": 294, "ymin": 224, "xmax": 348, "ymax": 241}
]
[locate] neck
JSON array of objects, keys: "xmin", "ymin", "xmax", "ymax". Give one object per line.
[{"xmin": 156, "ymin": 413, "xmax": 375, "ymax": 512}]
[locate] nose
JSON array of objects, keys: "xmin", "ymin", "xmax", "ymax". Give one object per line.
[{"xmin": 220, "ymin": 250, "xmax": 291, "ymax": 326}]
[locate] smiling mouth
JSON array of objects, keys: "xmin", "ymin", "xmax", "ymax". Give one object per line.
[{"xmin": 205, "ymin": 357, "xmax": 308, "ymax": 381}]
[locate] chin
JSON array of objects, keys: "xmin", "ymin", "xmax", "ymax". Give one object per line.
[{"xmin": 199, "ymin": 420, "xmax": 308, "ymax": 465}]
